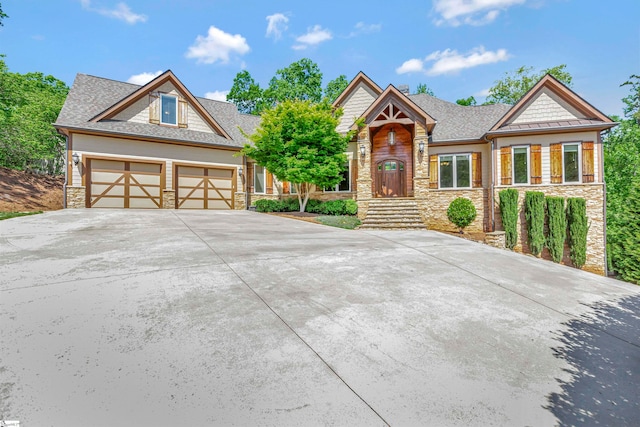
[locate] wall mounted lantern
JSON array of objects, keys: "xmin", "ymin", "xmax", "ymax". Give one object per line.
[
  {"xmin": 387, "ymin": 128, "xmax": 396, "ymax": 146},
  {"xmin": 72, "ymin": 152, "xmax": 80, "ymax": 165},
  {"xmin": 359, "ymin": 144, "xmax": 366, "ymax": 158},
  {"xmin": 238, "ymin": 166, "xmax": 243, "ymax": 176},
  {"xmin": 418, "ymin": 141, "xmax": 425, "ymax": 154}
]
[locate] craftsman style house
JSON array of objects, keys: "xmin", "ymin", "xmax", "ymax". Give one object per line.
[{"xmin": 55, "ymin": 70, "xmax": 616, "ymax": 274}]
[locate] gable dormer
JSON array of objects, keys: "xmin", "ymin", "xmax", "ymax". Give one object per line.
[
  {"xmin": 333, "ymin": 72, "xmax": 384, "ymax": 134},
  {"xmin": 90, "ymin": 70, "xmax": 231, "ymax": 139}
]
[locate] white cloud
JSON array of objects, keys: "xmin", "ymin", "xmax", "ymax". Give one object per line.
[
  {"xmin": 185, "ymin": 26, "xmax": 250, "ymax": 64},
  {"xmin": 396, "ymin": 58, "xmax": 426, "ymax": 74},
  {"xmin": 396, "ymin": 46, "xmax": 509, "ymax": 76},
  {"xmin": 292, "ymin": 25, "xmax": 332, "ymax": 50},
  {"xmin": 433, "ymin": 0, "xmax": 525, "ymax": 26},
  {"xmin": 204, "ymin": 90, "xmax": 230, "ymax": 102},
  {"xmin": 126, "ymin": 70, "xmax": 162, "ymax": 85},
  {"xmin": 474, "ymin": 87, "xmax": 492, "ymax": 97},
  {"xmin": 348, "ymin": 22, "xmax": 382, "ymax": 37},
  {"xmin": 80, "ymin": 0, "xmax": 147, "ymax": 24},
  {"xmin": 266, "ymin": 13, "xmax": 289, "ymax": 40}
]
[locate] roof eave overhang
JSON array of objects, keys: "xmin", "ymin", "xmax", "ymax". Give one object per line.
[
  {"xmin": 485, "ymin": 122, "xmax": 618, "ymax": 138},
  {"xmin": 55, "ymin": 124, "xmax": 243, "ymax": 151}
]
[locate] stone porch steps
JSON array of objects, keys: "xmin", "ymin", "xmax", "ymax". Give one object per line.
[{"xmin": 359, "ymin": 198, "xmax": 426, "ymax": 230}]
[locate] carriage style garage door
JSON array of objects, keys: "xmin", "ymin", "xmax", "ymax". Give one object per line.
[
  {"xmin": 87, "ymin": 158, "xmax": 163, "ymax": 208},
  {"xmin": 175, "ymin": 165, "xmax": 235, "ymax": 209}
]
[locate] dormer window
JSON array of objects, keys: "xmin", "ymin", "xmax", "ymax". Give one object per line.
[{"xmin": 161, "ymin": 94, "xmax": 178, "ymax": 125}]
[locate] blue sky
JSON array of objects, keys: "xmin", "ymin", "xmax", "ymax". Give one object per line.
[{"xmin": 1, "ymin": 0, "xmax": 638, "ymax": 116}]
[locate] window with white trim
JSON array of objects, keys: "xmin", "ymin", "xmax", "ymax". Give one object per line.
[
  {"xmin": 563, "ymin": 143, "xmax": 581, "ymax": 183},
  {"xmin": 439, "ymin": 154, "xmax": 470, "ymax": 188},
  {"xmin": 325, "ymin": 162, "xmax": 351, "ymax": 192},
  {"xmin": 254, "ymin": 164, "xmax": 266, "ymax": 194},
  {"xmin": 161, "ymin": 94, "xmax": 177, "ymax": 125},
  {"xmin": 512, "ymin": 146, "xmax": 529, "ymax": 185}
]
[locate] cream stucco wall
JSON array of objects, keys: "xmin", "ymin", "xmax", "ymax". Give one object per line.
[{"xmin": 69, "ymin": 133, "xmax": 241, "ymax": 191}]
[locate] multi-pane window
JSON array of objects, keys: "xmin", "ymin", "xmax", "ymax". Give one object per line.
[
  {"xmin": 439, "ymin": 154, "xmax": 470, "ymax": 188},
  {"xmin": 513, "ymin": 146, "xmax": 529, "ymax": 184},
  {"xmin": 160, "ymin": 94, "xmax": 177, "ymax": 125},
  {"xmin": 563, "ymin": 144, "xmax": 580, "ymax": 183},
  {"xmin": 254, "ymin": 164, "xmax": 266, "ymax": 193}
]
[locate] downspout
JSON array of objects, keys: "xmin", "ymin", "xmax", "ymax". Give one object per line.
[
  {"xmin": 243, "ymin": 155, "xmax": 249, "ymax": 210},
  {"xmin": 60, "ymin": 130, "xmax": 68, "ymax": 209},
  {"xmin": 484, "ymin": 134, "xmax": 495, "ymax": 231},
  {"xmin": 600, "ymin": 129, "xmax": 609, "ymax": 276}
]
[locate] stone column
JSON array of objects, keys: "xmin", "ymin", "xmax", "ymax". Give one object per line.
[
  {"xmin": 234, "ymin": 192, "xmax": 247, "ymax": 210},
  {"xmin": 413, "ymin": 123, "xmax": 430, "ymax": 224},
  {"xmin": 65, "ymin": 186, "xmax": 86, "ymax": 208},
  {"xmin": 162, "ymin": 189, "xmax": 176, "ymax": 209},
  {"xmin": 356, "ymin": 127, "xmax": 372, "ymax": 220}
]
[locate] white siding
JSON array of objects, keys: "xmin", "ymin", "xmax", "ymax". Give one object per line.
[
  {"xmin": 495, "ymin": 131, "xmax": 601, "ymax": 184},
  {"xmin": 512, "ymin": 89, "xmax": 579, "ymax": 124},
  {"xmin": 112, "ymin": 82, "xmax": 215, "ymax": 134},
  {"xmin": 70, "ymin": 133, "xmax": 241, "ymax": 190},
  {"xmin": 336, "ymin": 84, "xmax": 378, "ymax": 133}
]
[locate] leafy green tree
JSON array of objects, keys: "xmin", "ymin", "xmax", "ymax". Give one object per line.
[
  {"xmin": 0, "ymin": 2, "xmax": 7, "ymax": 26},
  {"xmin": 456, "ymin": 96, "xmax": 476, "ymax": 106},
  {"xmin": 226, "ymin": 70, "xmax": 265, "ymax": 115},
  {"xmin": 611, "ymin": 178, "xmax": 640, "ymax": 284},
  {"xmin": 566, "ymin": 197, "xmax": 588, "ymax": 269},
  {"xmin": 499, "ymin": 189, "xmax": 519, "ymax": 250},
  {"xmin": 485, "ymin": 65, "xmax": 573, "ymax": 105},
  {"xmin": 415, "ymin": 83, "xmax": 435, "ymax": 96},
  {"xmin": 266, "ymin": 58, "xmax": 323, "ymax": 104},
  {"xmin": 324, "ymin": 74, "xmax": 348, "ymax": 103},
  {"xmin": 241, "ymin": 100, "xmax": 352, "ymax": 211},
  {"xmin": 524, "ymin": 191, "xmax": 545, "ymax": 256},
  {"xmin": 0, "ymin": 58, "xmax": 68, "ymax": 174},
  {"xmin": 621, "ymin": 74, "xmax": 640, "ymax": 122}
]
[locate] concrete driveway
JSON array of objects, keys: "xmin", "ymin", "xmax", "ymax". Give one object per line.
[{"xmin": 1, "ymin": 210, "xmax": 639, "ymax": 426}]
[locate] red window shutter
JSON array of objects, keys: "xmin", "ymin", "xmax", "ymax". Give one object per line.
[
  {"xmin": 500, "ymin": 146, "xmax": 512, "ymax": 185},
  {"xmin": 530, "ymin": 144, "xmax": 542, "ymax": 184},
  {"xmin": 429, "ymin": 155, "xmax": 438, "ymax": 189},
  {"xmin": 266, "ymin": 171, "xmax": 274, "ymax": 194},
  {"xmin": 246, "ymin": 163, "xmax": 254, "ymax": 193},
  {"xmin": 582, "ymin": 141, "xmax": 595, "ymax": 183},
  {"xmin": 550, "ymin": 143, "xmax": 563, "ymax": 183},
  {"xmin": 149, "ymin": 93, "xmax": 160, "ymax": 124},
  {"xmin": 178, "ymin": 97, "xmax": 188, "ymax": 128},
  {"xmin": 472, "ymin": 152, "xmax": 482, "ymax": 188},
  {"xmin": 351, "ymin": 159, "xmax": 358, "ymax": 192}
]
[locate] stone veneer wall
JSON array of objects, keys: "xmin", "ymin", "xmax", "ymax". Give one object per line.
[
  {"xmin": 65, "ymin": 186, "xmax": 86, "ymax": 208},
  {"xmin": 234, "ymin": 192, "xmax": 246, "ymax": 210},
  {"xmin": 424, "ymin": 189, "xmax": 488, "ymax": 233},
  {"xmin": 493, "ymin": 184, "xmax": 606, "ymax": 275},
  {"xmin": 162, "ymin": 190, "xmax": 175, "ymax": 209}
]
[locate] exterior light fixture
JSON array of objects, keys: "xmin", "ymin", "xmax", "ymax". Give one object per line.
[
  {"xmin": 72, "ymin": 152, "xmax": 80, "ymax": 165},
  {"xmin": 418, "ymin": 141, "xmax": 425, "ymax": 154},
  {"xmin": 388, "ymin": 128, "xmax": 396, "ymax": 146},
  {"xmin": 238, "ymin": 166, "xmax": 243, "ymax": 176},
  {"xmin": 359, "ymin": 144, "xmax": 366, "ymax": 158}
]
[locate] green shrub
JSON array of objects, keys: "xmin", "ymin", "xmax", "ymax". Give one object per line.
[
  {"xmin": 254, "ymin": 199, "xmax": 281, "ymax": 212},
  {"xmin": 545, "ymin": 196, "xmax": 566, "ymax": 263},
  {"xmin": 524, "ymin": 191, "xmax": 545, "ymax": 256},
  {"xmin": 446, "ymin": 197, "xmax": 477, "ymax": 232},
  {"xmin": 566, "ymin": 197, "xmax": 588, "ymax": 268},
  {"xmin": 305, "ymin": 199, "xmax": 322, "ymax": 213},
  {"xmin": 610, "ymin": 179, "xmax": 640, "ymax": 284},
  {"xmin": 280, "ymin": 197, "xmax": 300, "ymax": 212},
  {"xmin": 345, "ymin": 199, "xmax": 358, "ymax": 216},
  {"xmin": 499, "ymin": 189, "xmax": 519, "ymax": 249},
  {"xmin": 318, "ymin": 200, "xmax": 345, "ymax": 215}
]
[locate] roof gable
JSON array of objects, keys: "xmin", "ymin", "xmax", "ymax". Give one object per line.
[
  {"xmin": 355, "ymin": 84, "xmax": 436, "ymax": 133},
  {"xmin": 491, "ymin": 74, "xmax": 613, "ymax": 132},
  {"xmin": 332, "ymin": 71, "xmax": 383, "ymax": 109},
  {"xmin": 90, "ymin": 70, "xmax": 232, "ymax": 139}
]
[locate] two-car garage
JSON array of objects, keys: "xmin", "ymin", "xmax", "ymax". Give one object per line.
[{"xmin": 86, "ymin": 157, "xmax": 235, "ymax": 209}]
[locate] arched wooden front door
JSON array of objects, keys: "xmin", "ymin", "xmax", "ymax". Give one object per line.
[{"xmin": 375, "ymin": 159, "xmax": 406, "ymax": 197}]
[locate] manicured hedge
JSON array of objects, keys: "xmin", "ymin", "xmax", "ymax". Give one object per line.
[
  {"xmin": 499, "ymin": 189, "xmax": 519, "ymax": 250},
  {"xmin": 566, "ymin": 197, "xmax": 588, "ymax": 268},
  {"xmin": 254, "ymin": 198, "xmax": 357, "ymax": 216},
  {"xmin": 545, "ymin": 196, "xmax": 566, "ymax": 263},
  {"xmin": 524, "ymin": 191, "xmax": 545, "ymax": 256},
  {"xmin": 447, "ymin": 197, "xmax": 477, "ymax": 232}
]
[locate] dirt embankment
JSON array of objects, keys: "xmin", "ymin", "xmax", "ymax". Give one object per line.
[{"xmin": 0, "ymin": 167, "xmax": 64, "ymax": 212}]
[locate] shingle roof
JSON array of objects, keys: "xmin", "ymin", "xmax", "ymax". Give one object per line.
[
  {"xmin": 55, "ymin": 74, "xmax": 260, "ymax": 148},
  {"xmin": 408, "ymin": 94, "xmax": 511, "ymax": 142}
]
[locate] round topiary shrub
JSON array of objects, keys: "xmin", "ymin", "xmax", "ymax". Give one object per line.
[{"xmin": 447, "ymin": 197, "xmax": 477, "ymax": 233}]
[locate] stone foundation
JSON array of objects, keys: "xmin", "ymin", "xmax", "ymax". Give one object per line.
[
  {"xmin": 234, "ymin": 192, "xmax": 246, "ymax": 210},
  {"xmin": 424, "ymin": 189, "xmax": 487, "ymax": 233},
  {"xmin": 162, "ymin": 189, "xmax": 175, "ymax": 209},
  {"xmin": 493, "ymin": 184, "xmax": 606, "ymax": 275},
  {"xmin": 65, "ymin": 186, "xmax": 86, "ymax": 208},
  {"xmin": 485, "ymin": 231, "xmax": 506, "ymax": 249}
]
